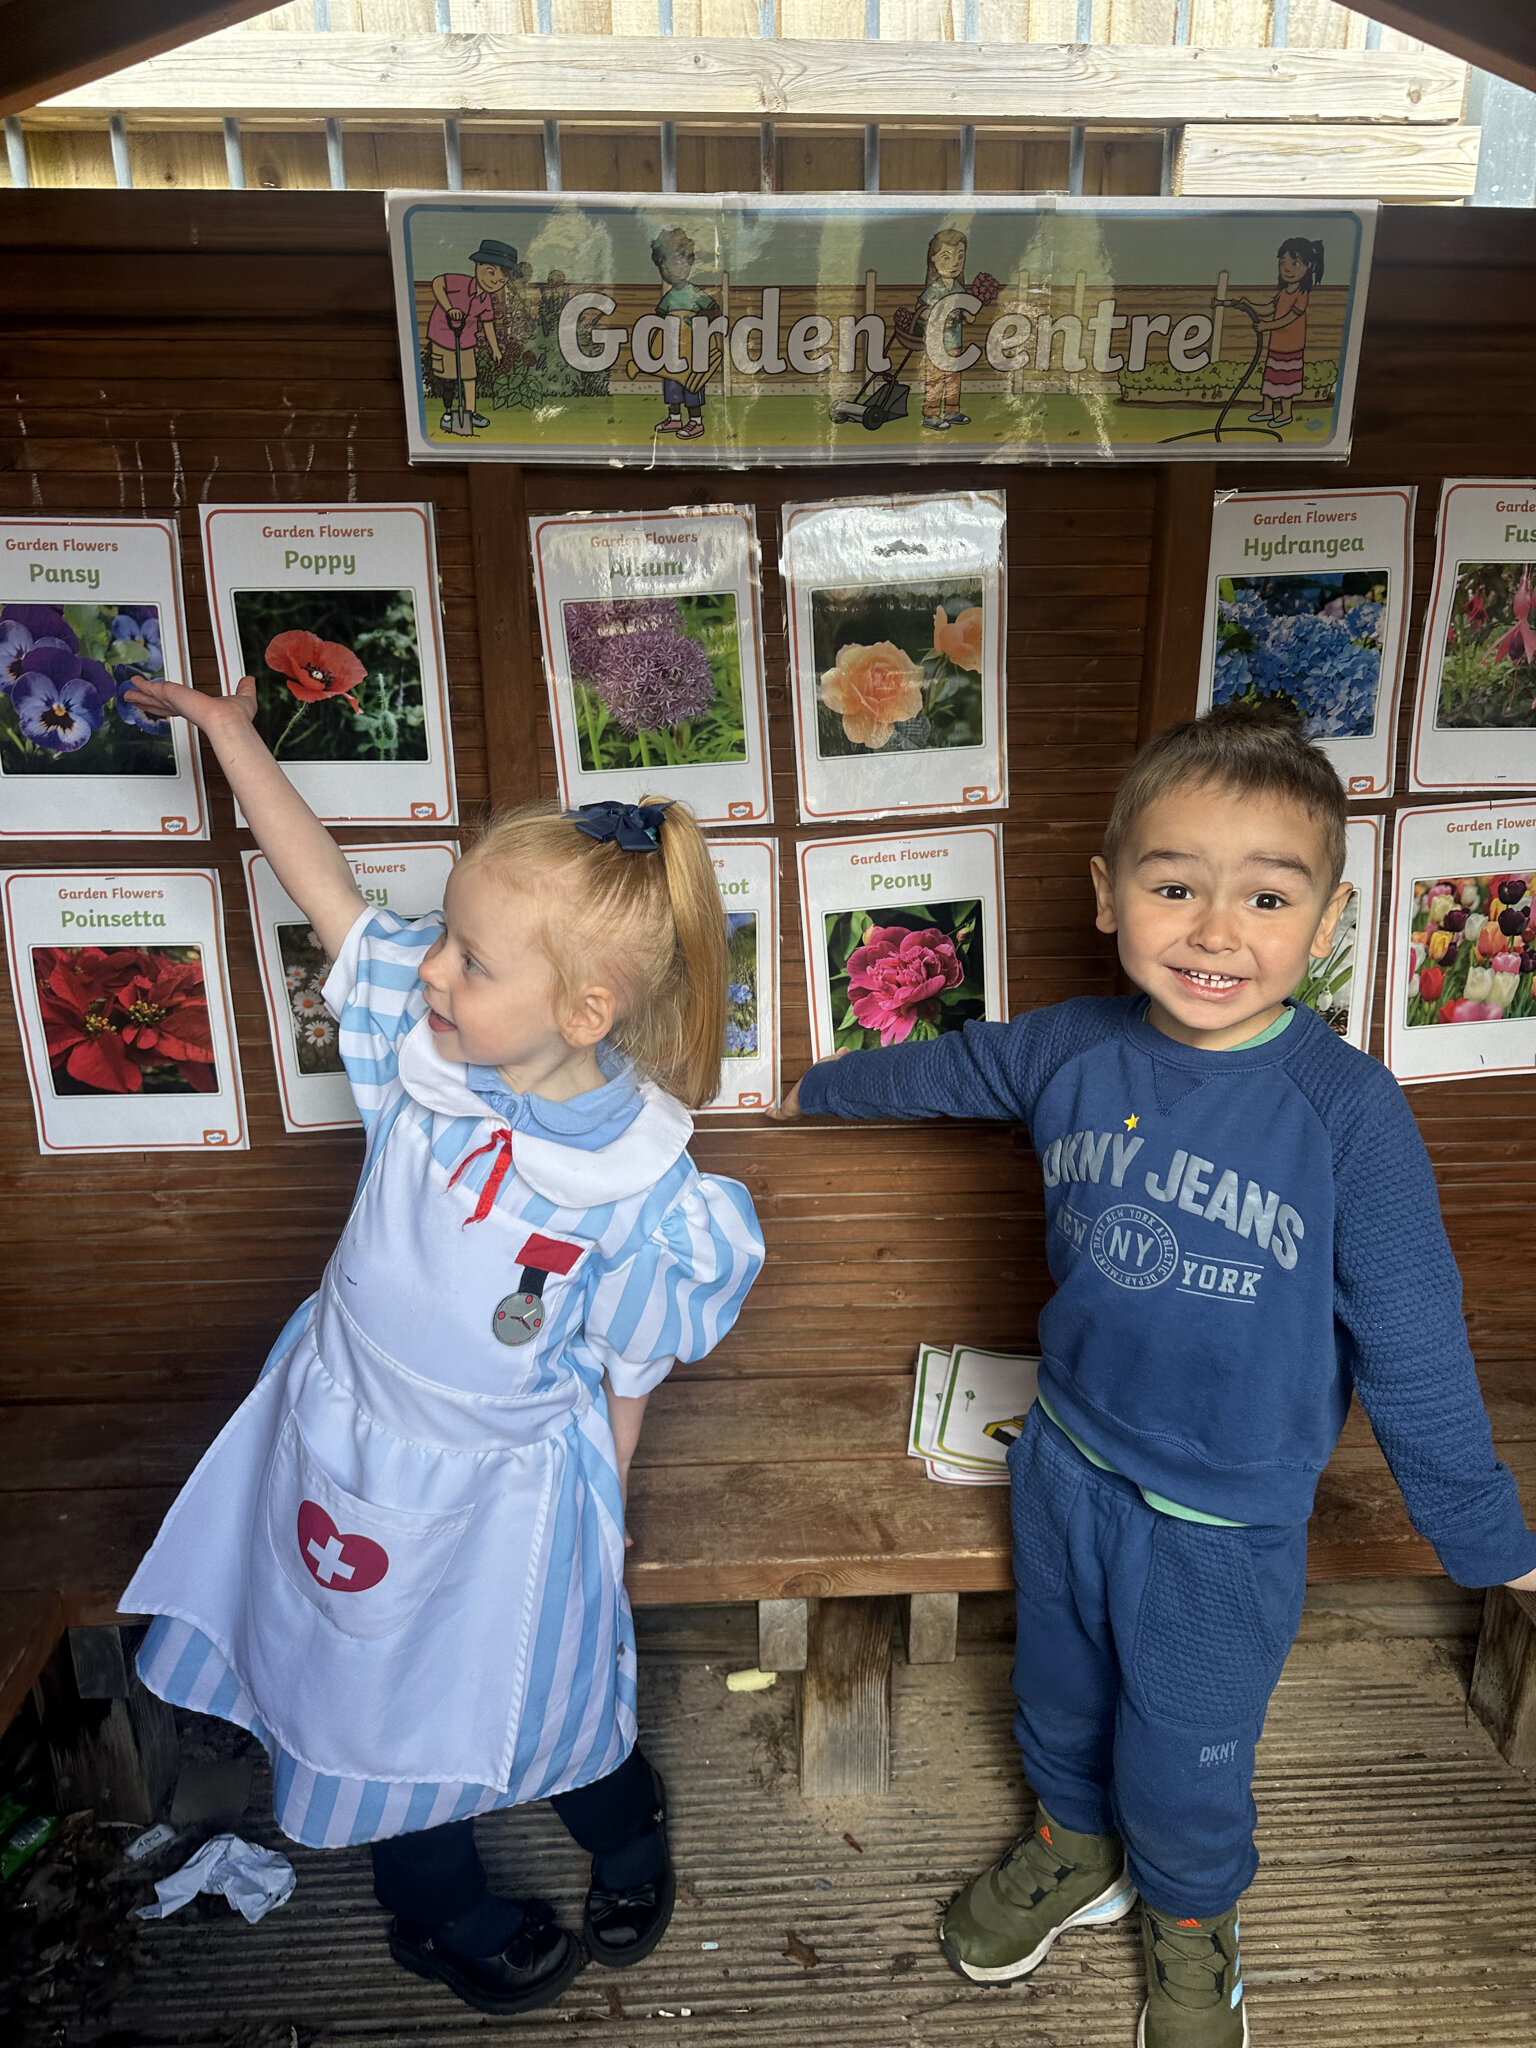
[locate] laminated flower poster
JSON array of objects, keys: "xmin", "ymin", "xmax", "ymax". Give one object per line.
[
  {"xmin": 798, "ymin": 824, "xmax": 1006, "ymax": 1065},
  {"xmin": 0, "ymin": 518, "xmax": 207, "ymax": 841},
  {"xmin": 782, "ymin": 492, "xmax": 1006, "ymax": 822},
  {"xmin": 530, "ymin": 506, "xmax": 770, "ymax": 827},
  {"xmin": 702, "ymin": 836, "xmax": 778, "ymax": 1112},
  {"xmin": 243, "ymin": 841, "xmax": 459, "ymax": 1133},
  {"xmin": 1197, "ymin": 487, "xmax": 1413, "ymax": 799},
  {"xmin": 200, "ymin": 505, "xmax": 457, "ymax": 826},
  {"xmin": 1289, "ymin": 815, "xmax": 1381, "ymax": 1052},
  {"xmin": 1409, "ymin": 480, "xmax": 1536, "ymax": 792},
  {"xmin": 2, "ymin": 866, "xmax": 246, "ymax": 1153},
  {"xmin": 1384, "ymin": 802, "xmax": 1536, "ymax": 1085}
]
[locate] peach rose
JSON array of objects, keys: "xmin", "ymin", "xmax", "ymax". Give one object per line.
[
  {"xmin": 819, "ymin": 640, "xmax": 924, "ymax": 749},
  {"xmin": 933, "ymin": 604, "xmax": 984, "ymax": 673}
]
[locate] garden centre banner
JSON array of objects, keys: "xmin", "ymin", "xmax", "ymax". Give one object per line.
[
  {"xmin": 704, "ymin": 836, "xmax": 777, "ymax": 1112},
  {"xmin": 1292, "ymin": 815, "xmax": 1381, "ymax": 1053},
  {"xmin": 386, "ymin": 195, "xmax": 1375, "ymax": 468}
]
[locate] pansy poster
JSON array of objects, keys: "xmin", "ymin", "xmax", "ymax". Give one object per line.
[
  {"xmin": 200, "ymin": 504, "xmax": 457, "ymax": 827},
  {"xmin": 0, "ymin": 518, "xmax": 207, "ymax": 841},
  {"xmin": 2, "ymin": 866, "xmax": 247, "ymax": 1153},
  {"xmin": 702, "ymin": 836, "xmax": 778, "ymax": 1112}
]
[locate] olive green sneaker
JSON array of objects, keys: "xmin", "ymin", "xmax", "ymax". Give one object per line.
[
  {"xmin": 1138, "ymin": 1903, "xmax": 1247, "ymax": 2046},
  {"xmin": 939, "ymin": 1804, "xmax": 1136, "ymax": 1984}
]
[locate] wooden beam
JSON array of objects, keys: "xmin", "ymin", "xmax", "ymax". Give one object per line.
[
  {"xmin": 0, "ymin": 1, "xmax": 280, "ymax": 121},
  {"xmin": 1366, "ymin": 2, "xmax": 1536, "ymax": 99},
  {"xmin": 799, "ymin": 1596, "xmax": 895, "ymax": 1798},
  {"xmin": 1138, "ymin": 463, "xmax": 1214, "ymax": 748},
  {"xmin": 1469, "ymin": 1585, "xmax": 1536, "ymax": 1768},
  {"xmin": 1178, "ymin": 121, "xmax": 1479, "ymax": 199},
  {"xmin": 468, "ymin": 465, "xmax": 544, "ymax": 810}
]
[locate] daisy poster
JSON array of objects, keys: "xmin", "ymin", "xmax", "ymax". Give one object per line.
[
  {"xmin": 783, "ymin": 492, "xmax": 1007, "ymax": 823},
  {"xmin": 529, "ymin": 506, "xmax": 771, "ymax": 828},
  {"xmin": 200, "ymin": 504, "xmax": 457, "ymax": 827},
  {"xmin": 0, "ymin": 517, "xmax": 207, "ymax": 842},
  {"xmin": 243, "ymin": 841, "xmax": 459, "ymax": 1133},
  {"xmin": 1197, "ymin": 486, "xmax": 1413, "ymax": 800},
  {"xmin": 2, "ymin": 866, "xmax": 247, "ymax": 1154},
  {"xmin": 798, "ymin": 823, "xmax": 1006, "ymax": 1065},
  {"xmin": 1291, "ymin": 815, "xmax": 1381, "ymax": 1052},
  {"xmin": 703, "ymin": 835, "xmax": 778, "ymax": 1112}
]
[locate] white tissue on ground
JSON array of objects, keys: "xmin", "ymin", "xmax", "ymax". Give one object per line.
[{"xmin": 136, "ymin": 1833, "xmax": 296, "ymax": 1924}]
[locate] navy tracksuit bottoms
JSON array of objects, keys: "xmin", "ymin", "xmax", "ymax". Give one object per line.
[{"xmin": 1008, "ymin": 1405, "xmax": 1308, "ymax": 1920}]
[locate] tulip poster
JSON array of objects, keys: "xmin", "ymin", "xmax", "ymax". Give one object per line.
[
  {"xmin": 1197, "ymin": 487, "xmax": 1413, "ymax": 800},
  {"xmin": 530, "ymin": 506, "xmax": 771, "ymax": 827},
  {"xmin": 782, "ymin": 492, "xmax": 1007, "ymax": 823},
  {"xmin": 244, "ymin": 841, "xmax": 459, "ymax": 1133},
  {"xmin": 200, "ymin": 504, "xmax": 457, "ymax": 827},
  {"xmin": 2, "ymin": 866, "xmax": 247, "ymax": 1153},
  {"xmin": 1384, "ymin": 802, "xmax": 1536, "ymax": 1085},
  {"xmin": 798, "ymin": 823, "xmax": 1007, "ymax": 1064},
  {"xmin": 0, "ymin": 518, "xmax": 207, "ymax": 842},
  {"xmin": 703, "ymin": 835, "xmax": 778, "ymax": 1112},
  {"xmin": 1290, "ymin": 815, "xmax": 1381, "ymax": 1052}
]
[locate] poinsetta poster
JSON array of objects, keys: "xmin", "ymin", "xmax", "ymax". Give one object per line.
[{"xmin": 702, "ymin": 835, "xmax": 778, "ymax": 1112}]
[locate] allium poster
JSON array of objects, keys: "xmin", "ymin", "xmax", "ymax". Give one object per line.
[
  {"xmin": 530, "ymin": 506, "xmax": 770, "ymax": 827},
  {"xmin": 2, "ymin": 866, "xmax": 246, "ymax": 1153},
  {"xmin": 703, "ymin": 835, "xmax": 778, "ymax": 1112},
  {"xmin": 1290, "ymin": 815, "xmax": 1381, "ymax": 1052},
  {"xmin": 0, "ymin": 518, "xmax": 207, "ymax": 842},
  {"xmin": 798, "ymin": 823, "xmax": 1006, "ymax": 1065},
  {"xmin": 1197, "ymin": 486, "xmax": 1413, "ymax": 799},
  {"xmin": 200, "ymin": 505, "xmax": 457, "ymax": 827},
  {"xmin": 782, "ymin": 492, "xmax": 1007, "ymax": 822}
]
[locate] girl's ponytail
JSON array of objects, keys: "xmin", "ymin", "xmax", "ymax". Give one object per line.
[{"xmin": 651, "ymin": 797, "xmax": 727, "ymax": 1110}]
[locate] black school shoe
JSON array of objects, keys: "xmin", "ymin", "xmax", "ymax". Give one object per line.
[
  {"xmin": 388, "ymin": 1897, "xmax": 585, "ymax": 2015},
  {"xmin": 583, "ymin": 1766, "xmax": 676, "ymax": 1968}
]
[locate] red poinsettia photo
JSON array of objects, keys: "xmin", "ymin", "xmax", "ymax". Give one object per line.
[{"xmin": 33, "ymin": 944, "xmax": 220, "ymax": 1097}]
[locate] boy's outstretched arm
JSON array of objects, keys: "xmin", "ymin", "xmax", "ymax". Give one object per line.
[{"xmin": 770, "ymin": 1015, "xmax": 1050, "ymax": 1126}]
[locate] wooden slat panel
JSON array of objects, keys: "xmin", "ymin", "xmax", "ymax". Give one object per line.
[{"xmin": 1178, "ymin": 121, "xmax": 1480, "ymax": 200}]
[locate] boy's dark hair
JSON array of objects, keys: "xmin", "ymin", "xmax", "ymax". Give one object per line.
[
  {"xmin": 1103, "ymin": 704, "xmax": 1346, "ymax": 889},
  {"xmin": 650, "ymin": 228, "xmax": 695, "ymax": 270}
]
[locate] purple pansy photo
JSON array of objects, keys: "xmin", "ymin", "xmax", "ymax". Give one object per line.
[{"xmin": 0, "ymin": 600, "xmax": 174, "ymax": 778}]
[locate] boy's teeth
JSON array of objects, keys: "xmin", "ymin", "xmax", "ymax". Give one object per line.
[{"xmin": 1181, "ymin": 970, "xmax": 1241, "ymax": 988}]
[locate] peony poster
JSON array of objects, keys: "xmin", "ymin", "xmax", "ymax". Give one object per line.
[
  {"xmin": 530, "ymin": 506, "xmax": 771, "ymax": 827},
  {"xmin": 0, "ymin": 517, "xmax": 207, "ymax": 842},
  {"xmin": 702, "ymin": 835, "xmax": 778, "ymax": 1112},
  {"xmin": 1290, "ymin": 815, "xmax": 1381, "ymax": 1052},
  {"xmin": 2, "ymin": 866, "xmax": 247, "ymax": 1153},
  {"xmin": 798, "ymin": 823, "xmax": 1006, "ymax": 1065},
  {"xmin": 200, "ymin": 504, "xmax": 457, "ymax": 827},
  {"xmin": 1197, "ymin": 486, "xmax": 1413, "ymax": 800},
  {"xmin": 783, "ymin": 492, "xmax": 1007, "ymax": 823},
  {"xmin": 244, "ymin": 841, "xmax": 459, "ymax": 1133}
]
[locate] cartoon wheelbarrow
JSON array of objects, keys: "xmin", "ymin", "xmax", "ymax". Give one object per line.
[{"xmin": 829, "ymin": 275, "xmax": 1001, "ymax": 430}]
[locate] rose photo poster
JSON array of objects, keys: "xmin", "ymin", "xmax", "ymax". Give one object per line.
[
  {"xmin": 1384, "ymin": 801, "xmax": 1536, "ymax": 1085},
  {"xmin": 783, "ymin": 491, "xmax": 1007, "ymax": 822},
  {"xmin": 1290, "ymin": 815, "xmax": 1382, "ymax": 1052},
  {"xmin": 200, "ymin": 504, "xmax": 457, "ymax": 827},
  {"xmin": 1197, "ymin": 487, "xmax": 1413, "ymax": 799},
  {"xmin": 703, "ymin": 835, "xmax": 778, "ymax": 1112},
  {"xmin": 1410, "ymin": 480, "xmax": 1536, "ymax": 793},
  {"xmin": 0, "ymin": 518, "xmax": 207, "ymax": 842},
  {"xmin": 530, "ymin": 506, "xmax": 771, "ymax": 827},
  {"xmin": 2, "ymin": 866, "xmax": 247, "ymax": 1154},
  {"xmin": 798, "ymin": 823, "xmax": 1006, "ymax": 1065},
  {"xmin": 243, "ymin": 841, "xmax": 459, "ymax": 1133}
]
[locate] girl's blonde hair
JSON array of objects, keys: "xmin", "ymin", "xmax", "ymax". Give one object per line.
[
  {"xmin": 462, "ymin": 796, "xmax": 727, "ymax": 1109},
  {"xmin": 925, "ymin": 228, "xmax": 967, "ymax": 288}
]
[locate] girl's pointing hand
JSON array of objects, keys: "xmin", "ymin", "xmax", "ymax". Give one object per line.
[{"xmin": 123, "ymin": 673, "xmax": 259, "ymax": 731}]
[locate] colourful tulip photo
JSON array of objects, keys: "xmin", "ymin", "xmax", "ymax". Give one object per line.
[
  {"xmin": 1404, "ymin": 871, "xmax": 1536, "ymax": 1028},
  {"xmin": 230, "ymin": 589, "xmax": 429, "ymax": 764},
  {"xmin": 1436, "ymin": 562, "xmax": 1536, "ymax": 730},
  {"xmin": 810, "ymin": 578, "xmax": 988, "ymax": 760}
]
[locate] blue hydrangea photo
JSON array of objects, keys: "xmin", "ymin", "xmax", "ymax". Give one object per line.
[{"xmin": 1210, "ymin": 571, "xmax": 1387, "ymax": 740}]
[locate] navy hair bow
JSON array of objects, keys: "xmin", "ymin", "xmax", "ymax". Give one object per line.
[{"xmin": 565, "ymin": 801, "xmax": 672, "ymax": 852}]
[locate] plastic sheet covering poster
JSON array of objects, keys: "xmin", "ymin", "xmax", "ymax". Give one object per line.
[
  {"xmin": 798, "ymin": 824, "xmax": 1006, "ymax": 1065},
  {"xmin": 1197, "ymin": 487, "xmax": 1413, "ymax": 799},
  {"xmin": 200, "ymin": 504, "xmax": 457, "ymax": 828},
  {"xmin": 704, "ymin": 835, "xmax": 778, "ymax": 1112},
  {"xmin": 783, "ymin": 492, "xmax": 1007, "ymax": 822},
  {"xmin": 243, "ymin": 841, "xmax": 459, "ymax": 1133},
  {"xmin": 1409, "ymin": 481, "xmax": 1536, "ymax": 793},
  {"xmin": 530, "ymin": 506, "xmax": 770, "ymax": 826},
  {"xmin": 1384, "ymin": 802, "xmax": 1536, "ymax": 1085},
  {"xmin": 1, "ymin": 866, "xmax": 247, "ymax": 1154},
  {"xmin": 386, "ymin": 195, "xmax": 1375, "ymax": 468},
  {"xmin": 1292, "ymin": 815, "xmax": 1381, "ymax": 1053},
  {"xmin": 0, "ymin": 518, "xmax": 207, "ymax": 842}
]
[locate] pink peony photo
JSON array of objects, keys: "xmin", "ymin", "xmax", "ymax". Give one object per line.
[{"xmin": 825, "ymin": 901, "xmax": 985, "ymax": 1050}]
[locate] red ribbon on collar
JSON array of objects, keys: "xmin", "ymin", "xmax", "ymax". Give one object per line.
[{"xmin": 447, "ymin": 1127, "xmax": 514, "ymax": 1227}]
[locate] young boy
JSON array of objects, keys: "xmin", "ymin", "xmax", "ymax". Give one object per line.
[
  {"xmin": 772, "ymin": 707, "xmax": 1536, "ymax": 2046},
  {"xmin": 648, "ymin": 228, "xmax": 718, "ymax": 442}
]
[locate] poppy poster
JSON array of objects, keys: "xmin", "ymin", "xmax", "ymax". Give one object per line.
[
  {"xmin": 200, "ymin": 504, "xmax": 457, "ymax": 826},
  {"xmin": 0, "ymin": 518, "xmax": 207, "ymax": 842},
  {"xmin": 530, "ymin": 506, "xmax": 770, "ymax": 827},
  {"xmin": 2, "ymin": 866, "xmax": 246, "ymax": 1153},
  {"xmin": 782, "ymin": 492, "xmax": 1006, "ymax": 823},
  {"xmin": 1290, "ymin": 815, "xmax": 1381, "ymax": 1053},
  {"xmin": 703, "ymin": 835, "xmax": 778, "ymax": 1113},
  {"xmin": 797, "ymin": 823, "xmax": 1006, "ymax": 1065},
  {"xmin": 243, "ymin": 841, "xmax": 459, "ymax": 1133}
]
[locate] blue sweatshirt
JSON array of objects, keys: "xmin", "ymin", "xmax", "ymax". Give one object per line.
[{"xmin": 800, "ymin": 997, "xmax": 1536, "ymax": 1589}]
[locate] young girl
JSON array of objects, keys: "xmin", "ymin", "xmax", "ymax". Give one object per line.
[
  {"xmin": 915, "ymin": 228, "xmax": 975, "ymax": 431},
  {"xmin": 116, "ymin": 673, "xmax": 765, "ymax": 2018},
  {"xmin": 1247, "ymin": 236, "xmax": 1324, "ymax": 430}
]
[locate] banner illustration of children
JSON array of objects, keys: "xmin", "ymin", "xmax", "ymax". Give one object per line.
[
  {"xmin": 422, "ymin": 238, "xmax": 515, "ymax": 435},
  {"xmin": 1246, "ymin": 237, "xmax": 1324, "ymax": 431},
  {"xmin": 646, "ymin": 227, "xmax": 720, "ymax": 443},
  {"xmin": 909, "ymin": 229, "xmax": 1000, "ymax": 432}
]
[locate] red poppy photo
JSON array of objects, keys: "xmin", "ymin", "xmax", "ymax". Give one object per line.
[
  {"xmin": 33, "ymin": 943, "xmax": 220, "ymax": 1097},
  {"xmin": 230, "ymin": 588, "xmax": 429, "ymax": 763}
]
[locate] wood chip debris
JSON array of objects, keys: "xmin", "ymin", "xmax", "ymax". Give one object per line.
[
  {"xmin": 725, "ymin": 1668, "xmax": 778, "ymax": 1692},
  {"xmin": 784, "ymin": 1929, "xmax": 821, "ymax": 1969}
]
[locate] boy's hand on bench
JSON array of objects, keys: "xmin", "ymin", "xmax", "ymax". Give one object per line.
[{"xmin": 767, "ymin": 1051, "xmax": 848, "ymax": 1123}]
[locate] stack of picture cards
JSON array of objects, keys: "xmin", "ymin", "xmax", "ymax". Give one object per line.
[
  {"xmin": 910, "ymin": 1342, "xmax": 1039, "ymax": 1485},
  {"xmin": 243, "ymin": 841, "xmax": 459, "ymax": 1133},
  {"xmin": 2, "ymin": 866, "xmax": 247, "ymax": 1154},
  {"xmin": 0, "ymin": 517, "xmax": 207, "ymax": 842},
  {"xmin": 703, "ymin": 836, "xmax": 778, "ymax": 1111},
  {"xmin": 1290, "ymin": 815, "xmax": 1383, "ymax": 1053},
  {"xmin": 782, "ymin": 491, "xmax": 1007, "ymax": 822},
  {"xmin": 200, "ymin": 504, "xmax": 457, "ymax": 826},
  {"xmin": 530, "ymin": 506, "xmax": 771, "ymax": 828}
]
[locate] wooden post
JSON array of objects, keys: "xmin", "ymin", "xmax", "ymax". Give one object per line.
[
  {"xmin": 758, "ymin": 1597, "xmax": 809, "ymax": 1672},
  {"xmin": 1139, "ymin": 463, "xmax": 1217, "ymax": 746},
  {"xmin": 35, "ymin": 1628, "xmax": 178, "ymax": 1825},
  {"xmin": 1470, "ymin": 1586, "xmax": 1536, "ymax": 1767},
  {"xmin": 904, "ymin": 1591, "xmax": 959, "ymax": 1665},
  {"xmin": 799, "ymin": 1596, "xmax": 895, "ymax": 1797},
  {"xmin": 468, "ymin": 465, "xmax": 545, "ymax": 809}
]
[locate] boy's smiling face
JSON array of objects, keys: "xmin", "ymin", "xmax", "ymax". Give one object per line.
[{"xmin": 1090, "ymin": 780, "xmax": 1352, "ymax": 1051}]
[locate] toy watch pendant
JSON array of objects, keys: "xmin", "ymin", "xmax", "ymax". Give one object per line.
[{"xmin": 493, "ymin": 1265, "xmax": 549, "ymax": 1346}]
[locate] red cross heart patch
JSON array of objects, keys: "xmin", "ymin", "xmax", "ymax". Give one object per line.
[{"xmin": 296, "ymin": 1500, "xmax": 389, "ymax": 1593}]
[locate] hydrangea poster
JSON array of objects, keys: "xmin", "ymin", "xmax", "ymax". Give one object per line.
[
  {"xmin": 783, "ymin": 492, "xmax": 1007, "ymax": 823},
  {"xmin": 200, "ymin": 504, "xmax": 457, "ymax": 827},
  {"xmin": 530, "ymin": 506, "xmax": 770, "ymax": 826},
  {"xmin": 703, "ymin": 836, "xmax": 778, "ymax": 1113},
  {"xmin": 2, "ymin": 866, "xmax": 246, "ymax": 1154},
  {"xmin": 0, "ymin": 517, "xmax": 207, "ymax": 842},
  {"xmin": 1197, "ymin": 487, "xmax": 1413, "ymax": 800},
  {"xmin": 798, "ymin": 824, "xmax": 1006, "ymax": 1065}
]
